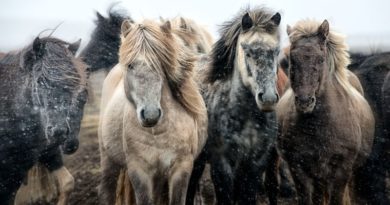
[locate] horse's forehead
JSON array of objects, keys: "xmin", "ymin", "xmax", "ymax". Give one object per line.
[{"xmin": 241, "ymin": 32, "xmax": 279, "ymax": 48}]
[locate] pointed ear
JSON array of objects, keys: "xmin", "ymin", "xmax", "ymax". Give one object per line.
[
  {"xmin": 96, "ymin": 12, "xmax": 105, "ymax": 22},
  {"xmin": 68, "ymin": 39, "xmax": 81, "ymax": 55},
  {"xmin": 121, "ymin": 20, "xmax": 133, "ymax": 37},
  {"xmin": 265, "ymin": 12, "xmax": 281, "ymax": 32},
  {"xmin": 161, "ymin": 20, "xmax": 172, "ymax": 34},
  {"xmin": 318, "ymin": 20, "xmax": 329, "ymax": 41},
  {"xmin": 180, "ymin": 17, "xmax": 188, "ymax": 30},
  {"xmin": 241, "ymin": 13, "xmax": 253, "ymax": 31},
  {"xmin": 32, "ymin": 37, "xmax": 45, "ymax": 59},
  {"xmin": 286, "ymin": 25, "xmax": 292, "ymax": 36},
  {"xmin": 270, "ymin": 12, "xmax": 281, "ymax": 26}
]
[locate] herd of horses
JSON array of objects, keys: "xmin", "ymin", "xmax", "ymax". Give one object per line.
[{"xmin": 0, "ymin": 4, "xmax": 389, "ymax": 205}]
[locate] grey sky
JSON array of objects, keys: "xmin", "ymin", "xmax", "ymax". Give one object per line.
[{"xmin": 1, "ymin": 0, "xmax": 389, "ymax": 52}]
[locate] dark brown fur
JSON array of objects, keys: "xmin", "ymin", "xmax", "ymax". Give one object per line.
[{"xmin": 277, "ymin": 20, "xmax": 374, "ymax": 205}]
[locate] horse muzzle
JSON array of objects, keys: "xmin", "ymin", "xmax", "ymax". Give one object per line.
[
  {"xmin": 295, "ymin": 95, "xmax": 316, "ymax": 113},
  {"xmin": 139, "ymin": 106, "xmax": 162, "ymax": 127},
  {"xmin": 256, "ymin": 90, "xmax": 279, "ymax": 112}
]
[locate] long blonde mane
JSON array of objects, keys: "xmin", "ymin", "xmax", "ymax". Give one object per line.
[
  {"xmin": 288, "ymin": 19, "xmax": 355, "ymax": 94},
  {"xmin": 119, "ymin": 19, "xmax": 205, "ymax": 119}
]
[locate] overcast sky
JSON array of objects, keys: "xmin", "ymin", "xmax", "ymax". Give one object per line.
[{"xmin": 1, "ymin": 0, "xmax": 390, "ymax": 52}]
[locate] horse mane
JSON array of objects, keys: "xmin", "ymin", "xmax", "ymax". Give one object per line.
[
  {"xmin": 170, "ymin": 16, "xmax": 213, "ymax": 53},
  {"xmin": 5, "ymin": 37, "xmax": 88, "ymax": 90},
  {"xmin": 119, "ymin": 20, "xmax": 205, "ymax": 119},
  {"xmin": 95, "ymin": 4, "xmax": 133, "ymax": 37},
  {"xmin": 288, "ymin": 19, "xmax": 354, "ymax": 94},
  {"xmin": 205, "ymin": 7, "xmax": 279, "ymax": 83}
]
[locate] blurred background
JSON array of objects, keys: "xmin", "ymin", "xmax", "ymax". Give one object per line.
[{"xmin": 1, "ymin": 0, "xmax": 390, "ymax": 52}]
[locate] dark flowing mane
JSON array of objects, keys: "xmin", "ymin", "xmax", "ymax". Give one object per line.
[
  {"xmin": 206, "ymin": 7, "xmax": 279, "ymax": 83},
  {"xmin": 1, "ymin": 37, "xmax": 87, "ymax": 90}
]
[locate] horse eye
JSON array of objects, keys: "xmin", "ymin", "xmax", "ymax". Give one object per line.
[
  {"xmin": 317, "ymin": 58, "xmax": 324, "ymax": 64},
  {"xmin": 128, "ymin": 64, "xmax": 134, "ymax": 70},
  {"xmin": 245, "ymin": 53, "xmax": 251, "ymax": 58}
]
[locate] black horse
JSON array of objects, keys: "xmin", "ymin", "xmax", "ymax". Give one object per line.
[
  {"xmin": 348, "ymin": 51, "xmax": 390, "ymax": 205},
  {"xmin": 187, "ymin": 7, "xmax": 282, "ymax": 205},
  {"xmin": 0, "ymin": 37, "xmax": 88, "ymax": 204},
  {"xmin": 79, "ymin": 6, "xmax": 132, "ymax": 73}
]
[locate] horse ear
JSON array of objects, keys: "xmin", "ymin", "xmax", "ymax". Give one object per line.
[
  {"xmin": 96, "ymin": 12, "xmax": 105, "ymax": 22},
  {"xmin": 180, "ymin": 17, "xmax": 188, "ymax": 30},
  {"xmin": 161, "ymin": 21, "xmax": 172, "ymax": 34},
  {"xmin": 287, "ymin": 25, "xmax": 292, "ymax": 36},
  {"xmin": 265, "ymin": 12, "xmax": 281, "ymax": 32},
  {"xmin": 270, "ymin": 12, "xmax": 281, "ymax": 26},
  {"xmin": 241, "ymin": 13, "xmax": 253, "ymax": 31},
  {"xmin": 32, "ymin": 37, "xmax": 45, "ymax": 59},
  {"xmin": 68, "ymin": 39, "xmax": 81, "ymax": 55},
  {"xmin": 318, "ymin": 20, "xmax": 329, "ymax": 41},
  {"xmin": 121, "ymin": 20, "xmax": 133, "ymax": 37}
]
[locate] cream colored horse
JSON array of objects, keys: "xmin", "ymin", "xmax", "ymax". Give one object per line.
[{"xmin": 98, "ymin": 19, "xmax": 207, "ymax": 205}]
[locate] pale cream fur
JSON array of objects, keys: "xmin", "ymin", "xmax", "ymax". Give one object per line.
[{"xmin": 99, "ymin": 19, "xmax": 207, "ymax": 205}]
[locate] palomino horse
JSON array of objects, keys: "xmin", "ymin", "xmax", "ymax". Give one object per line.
[
  {"xmin": 98, "ymin": 19, "xmax": 207, "ymax": 205},
  {"xmin": 347, "ymin": 51, "xmax": 390, "ymax": 204},
  {"xmin": 277, "ymin": 19, "xmax": 374, "ymax": 204},
  {"xmin": 186, "ymin": 7, "xmax": 282, "ymax": 205},
  {"xmin": 79, "ymin": 5, "xmax": 133, "ymax": 73},
  {"xmin": 0, "ymin": 37, "xmax": 87, "ymax": 205}
]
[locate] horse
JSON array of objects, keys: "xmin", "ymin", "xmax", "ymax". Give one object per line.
[
  {"xmin": 346, "ymin": 51, "xmax": 390, "ymax": 204},
  {"xmin": 79, "ymin": 5, "xmax": 133, "ymax": 73},
  {"xmin": 98, "ymin": 19, "xmax": 207, "ymax": 205},
  {"xmin": 186, "ymin": 7, "xmax": 283, "ymax": 205},
  {"xmin": 0, "ymin": 36, "xmax": 88, "ymax": 205},
  {"xmin": 169, "ymin": 17, "xmax": 214, "ymax": 54},
  {"xmin": 276, "ymin": 19, "xmax": 375, "ymax": 204}
]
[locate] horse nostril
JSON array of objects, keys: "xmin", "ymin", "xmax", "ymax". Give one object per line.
[
  {"xmin": 157, "ymin": 109, "xmax": 161, "ymax": 118},
  {"xmin": 295, "ymin": 96, "xmax": 299, "ymax": 102},
  {"xmin": 310, "ymin": 97, "xmax": 315, "ymax": 104},
  {"xmin": 258, "ymin": 92, "xmax": 264, "ymax": 102},
  {"xmin": 140, "ymin": 109, "xmax": 145, "ymax": 120}
]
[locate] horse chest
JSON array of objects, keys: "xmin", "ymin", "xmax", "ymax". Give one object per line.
[{"xmin": 279, "ymin": 111, "xmax": 362, "ymax": 176}]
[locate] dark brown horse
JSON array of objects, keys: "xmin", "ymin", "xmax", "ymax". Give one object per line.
[{"xmin": 277, "ymin": 19, "xmax": 374, "ymax": 204}]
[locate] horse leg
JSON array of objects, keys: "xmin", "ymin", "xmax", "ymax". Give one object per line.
[
  {"xmin": 99, "ymin": 154, "xmax": 121, "ymax": 205},
  {"xmin": 53, "ymin": 166, "xmax": 74, "ymax": 205},
  {"xmin": 127, "ymin": 166, "xmax": 153, "ymax": 205},
  {"xmin": 186, "ymin": 151, "xmax": 207, "ymax": 205},
  {"xmin": 169, "ymin": 157, "xmax": 194, "ymax": 205},
  {"xmin": 265, "ymin": 146, "xmax": 280, "ymax": 205},
  {"xmin": 210, "ymin": 156, "xmax": 234, "ymax": 205},
  {"xmin": 289, "ymin": 166, "xmax": 313, "ymax": 205},
  {"xmin": 328, "ymin": 168, "xmax": 352, "ymax": 205}
]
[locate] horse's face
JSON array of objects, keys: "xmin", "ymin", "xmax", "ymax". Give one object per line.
[
  {"xmin": 288, "ymin": 20, "xmax": 329, "ymax": 113},
  {"xmin": 25, "ymin": 37, "xmax": 85, "ymax": 147},
  {"xmin": 238, "ymin": 12, "xmax": 281, "ymax": 112},
  {"xmin": 124, "ymin": 60, "xmax": 163, "ymax": 127}
]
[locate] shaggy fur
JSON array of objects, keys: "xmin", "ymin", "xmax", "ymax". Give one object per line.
[
  {"xmin": 187, "ymin": 7, "xmax": 282, "ymax": 205},
  {"xmin": 347, "ymin": 51, "xmax": 390, "ymax": 204},
  {"xmin": 277, "ymin": 19, "xmax": 375, "ymax": 205},
  {"xmin": 169, "ymin": 17, "xmax": 214, "ymax": 54},
  {"xmin": 0, "ymin": 37, "xmax": 87, "ymax": 205},
  {"xmin": 79, "ymin": 5, "xmax": 133, "ymax": 73},
  {"xmin": 99, "ymin": 19, "xmax": 207, "ymax": 205}
]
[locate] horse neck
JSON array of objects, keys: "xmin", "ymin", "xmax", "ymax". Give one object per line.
[{"xmin": 228, "ymin": 65, "xmax": 257, "ymax": 113}]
